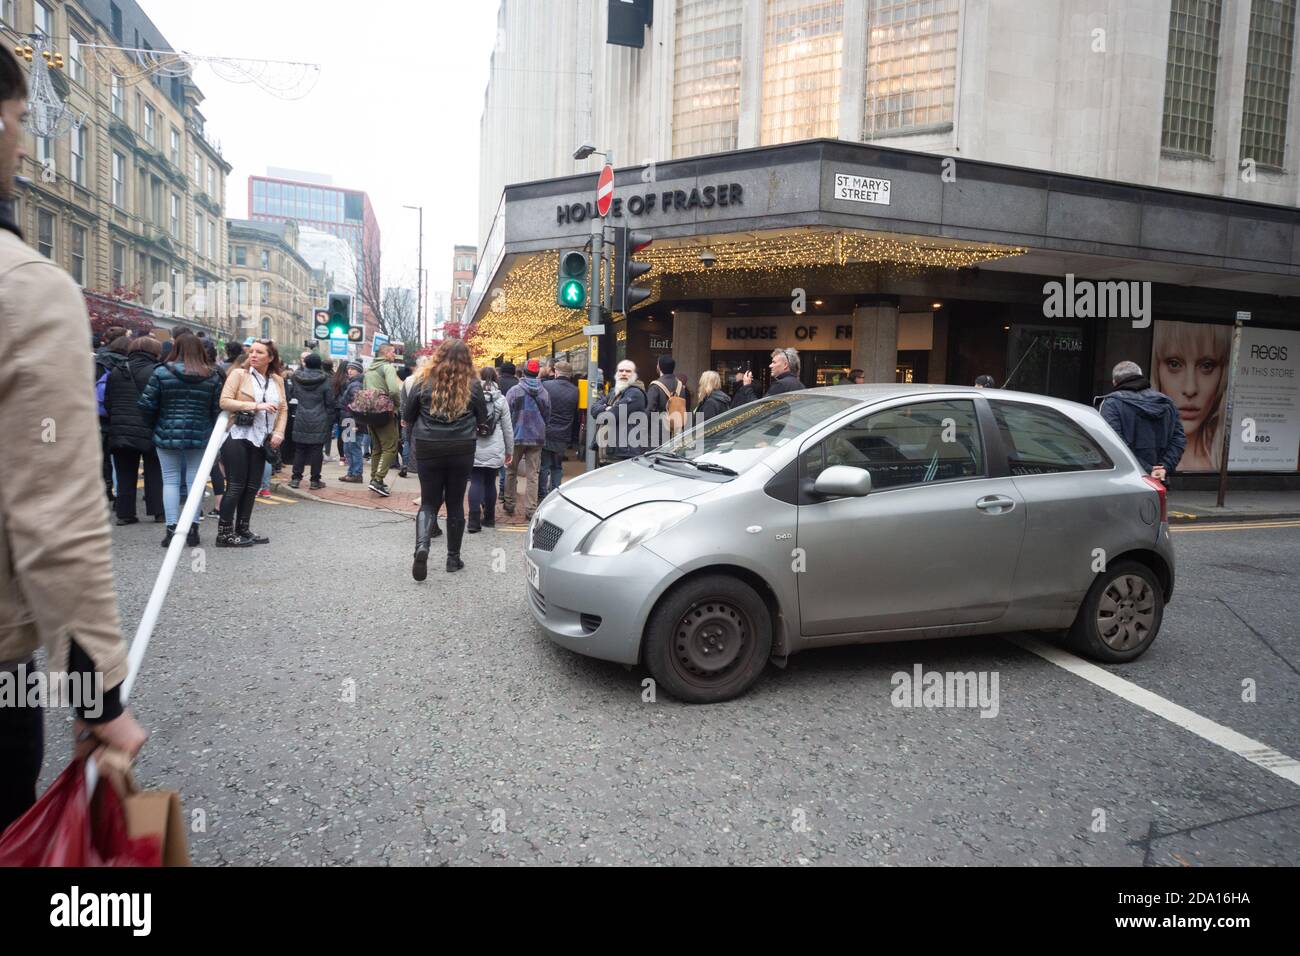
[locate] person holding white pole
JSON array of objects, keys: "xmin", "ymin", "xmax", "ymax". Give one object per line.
[{"xmin": 0, "ymin": 47, "xmax": 145, "ymax": 832}]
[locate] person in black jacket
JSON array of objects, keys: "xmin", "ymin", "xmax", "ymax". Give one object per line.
[
  {"xmin": 105, "ymin": 335, "xmax": 164, "ymax": 524},
  {"xmin": 695, "ymin": 370, "xmax": 732, "ymax": 422},
  {"xmin": 730, "ymin": 369, "xmax": 760, "ymax": 408},
  {"xmin": 591, "ymin": 360, "xmax": 650, "ymax": 463},
  {"xmin": 539, "ymin": 359, "xmax": 579, "ymax": 500},
  {"xmin": 765, "ymin": 347, "xmax": 805, "ymax": 395},
  {"xmin": 286, "ymin": 352, "xmax": 335, "ymax": 489},
  {"xmin": 403, "ymin": 339, "xmax": 487, "ymax": 578},
  {"xmin": 495, "ymin": 361, "xmax": 519, "ymax": 499},
  {"xmin": 95, "ymin": 333, "xmax": 130, "ymax": 500},
  {"xmin": 645, "ymin": 355, "xmax": 691, "ymax": 444}
]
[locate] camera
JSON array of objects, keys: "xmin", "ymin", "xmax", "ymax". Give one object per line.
[{"xmin": 699, "ymin": 249, "xmax": 718, "ymax": 267}]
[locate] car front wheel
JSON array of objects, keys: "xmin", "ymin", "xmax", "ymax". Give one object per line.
[
  {"xmin": 643, "ymin": 575, "xmax": 772, "ymax": 704},
  {"xmin": 1068, "ymin": 559, "xmax": 1164, "ymax": 663}
]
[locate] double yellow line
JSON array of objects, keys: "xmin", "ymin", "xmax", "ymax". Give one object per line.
[{"xmin": 1171, "ymin": 518, "xmax": 1300, "ymax": 533}]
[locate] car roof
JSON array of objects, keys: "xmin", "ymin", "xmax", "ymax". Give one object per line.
[{"xmin": 813, "ymin": 383, "xmax": 1099, "ymax": 417}]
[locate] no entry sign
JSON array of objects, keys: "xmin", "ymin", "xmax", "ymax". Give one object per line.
[{"xmin": 596, "ymin": 164, "xmax": 614, "ymax": 217}]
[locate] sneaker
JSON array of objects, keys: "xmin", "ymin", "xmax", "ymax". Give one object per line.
[
  {"xmin": 206, "ymin": 508, "xmax": 221, "ymax": 518},
  {"xmin": 309, "ymin": 479, "xmax": 325, "ymax": 490},
  {"xmin": 338, "ymin": 474, "xmax": 363, "ymax": 483},
  {"xmin": 115, "ymin": 516, "xmax": 139, "ymax": 526},
  {"xmin": 369, "ymin": 480, "xmax": 391, "ymax": 497},
  {"xmin": 398, "ymin": 467, "xmax": 408, "ymax": 479},
  {"xmin": 338, "ymin": 458, "xmax": 347, "ymax": 466},
  {"xmin": 288, "ymin": 478, "xmax": 301, "ymax": 489},
  {"xmin": 258, "ymin": 489, "xmax": 272, "ymax": 499}
]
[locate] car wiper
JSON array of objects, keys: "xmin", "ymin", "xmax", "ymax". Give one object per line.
[{"xmin": 645, "ymin": 451, "xmax": 737, "ymax": 477}]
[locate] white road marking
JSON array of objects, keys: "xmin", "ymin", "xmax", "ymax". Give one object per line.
[{"xmin": 1006, "ymin": 635, "xmax": 1300, "ymax": 788}]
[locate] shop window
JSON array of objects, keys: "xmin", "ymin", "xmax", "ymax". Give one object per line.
[
  {"xmin": 990, "ymin": 401, "xmax": 1112, "ymax": 476},
  {"xmin": 1162, "ymin": 0, "xmax": 1222, "ymax": 157},
  {"xmin": 1240, "ymin": 0, "xmax": 1295, "ymax": 169},
  {"xmin": 803, "ymin": 399, "xmax": 984, "ymax": 490},
  {"xmin": 672, "ymin": 0, "xmax": 743, "ymax": 158},
  {"xmin": 864, "ymin": 0, "xmax": 959, "ymax": 137}
]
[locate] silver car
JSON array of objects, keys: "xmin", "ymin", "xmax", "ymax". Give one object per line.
[{"xmin": 526, "ymin": 385, "xmax": 1174, "ymax": 704}]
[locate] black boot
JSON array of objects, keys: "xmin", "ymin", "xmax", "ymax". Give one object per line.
[
  {"xmin": 446, "ymin": 519, "xmax": 465, "ymax": 572},
  {"xmin": 236, "ymin": 520, "xmax": 269, "ymax": 545},
  {"xmin": 430, "ymin": 515, "xmax": 442, "ymax": 538},
  {"xmin": 160, "ymin": 524, "xmax": 176, "ymax": 547},
  {"xmin": 467, "ymin": 510, "xmax": 481, "ymax": 534},
  {"xmin": 186, "ymin": 523, "xmax": 200, "ymax": 547},
  {"xmin": 412, "ymin": 510, "xmax": 433, "ymax": 582},
  {"xmin": 215, "ymin": 522, "xmax": 250, "ymax": 548}
]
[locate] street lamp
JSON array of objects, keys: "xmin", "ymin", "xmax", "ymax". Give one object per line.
[
  {"xmin": 403, "ymin": 204, "xmax": 424, "ymax": 346},
  {"xmin": 574, "ymin": 141, "xmax": 614, "ymax": 471}
]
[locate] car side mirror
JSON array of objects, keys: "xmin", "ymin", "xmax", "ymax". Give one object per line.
[{"xmin": 813, "ymin": 465, "xmax": 872, "ymax": 498}]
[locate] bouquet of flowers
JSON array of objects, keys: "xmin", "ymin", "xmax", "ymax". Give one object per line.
[{"xmin": 349, "ymin": 387, "xmax": 395, "ymax": 427}]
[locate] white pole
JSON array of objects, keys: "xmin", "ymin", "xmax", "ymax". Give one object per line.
[{"xmin": 120, "ymin": 411, "xmax": 230, "ymax": 705}]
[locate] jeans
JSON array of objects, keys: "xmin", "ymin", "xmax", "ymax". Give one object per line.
[
  {"xmin": 260, "ymin": 461, "xmax": 272, "ymax": 493},
  {"xmin": 156, "ymin": 446, "xmax": 207, "ymax": 526},
  {"xmin": 370, "ymin": 418, "xmax": 400, "ymax": 482},
  {"xmin": 504, "ymin": 445, "xmax": 542, "ymax": 515},
  {"xmin": 401, "ymin": 425, "xmax": 412, "ymax": 469},
  {"xmin": 497, "ymin": 465, "xmax": 506, "ymax": 498},
  {"xmin": 469, "ymin": 465, "xmax": 499, "ymax": 525},
  {"xmin": 344, "ymin": 438, "xmax": 364, "ymax": 476},
  {"xmin": 110, "ymin": 447, "xmax": 163, "ymax": 520},
  {"xmin": 221, "ymin": 438, "xmax": 268, "ymax": 526},
  {"xmin": 538, "ymin": 448, "xmax": 564, "ymax": 501}
]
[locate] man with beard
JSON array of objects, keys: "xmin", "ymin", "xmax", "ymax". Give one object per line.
[{"xmin": 591, "ymin": 360, "xmax": 649, "ymax": 464}]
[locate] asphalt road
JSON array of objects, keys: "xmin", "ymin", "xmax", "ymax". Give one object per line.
[{"xmin": 43, "ymin": 496, "xmax": 1299, "ymax": 866}]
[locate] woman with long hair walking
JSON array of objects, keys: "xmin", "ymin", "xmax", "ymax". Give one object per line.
[
  {"xmin": 403, "ymin": 339, "xmax": 487, "ymax": 579},
  {"xmin": 218, "ymin": 339, "xmax": 286, "ymax": 547}
]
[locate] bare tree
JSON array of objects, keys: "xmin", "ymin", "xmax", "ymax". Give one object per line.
[{"xmin": 381, "ymin": 286, "xmax": 420, "ymax": 346}]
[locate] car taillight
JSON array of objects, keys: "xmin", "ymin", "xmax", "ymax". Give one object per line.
[{"xmin": 1142, "ymin": 476, "xmax": 1167, "ymax": 524}]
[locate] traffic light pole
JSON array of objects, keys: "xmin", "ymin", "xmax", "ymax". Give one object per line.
[{"xmin": 585, "ymin": 210, "xmax": 603, "ymax": 472}]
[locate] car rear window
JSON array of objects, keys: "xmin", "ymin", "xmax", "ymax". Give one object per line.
[{"xmin": 991, "ymin": 400, "xmax": 1112, "ymax": 475}]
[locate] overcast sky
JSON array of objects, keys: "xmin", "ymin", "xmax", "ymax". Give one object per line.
[{"xmin": 145, "ymin": 0, "xmax": 500, "ymax": 305}]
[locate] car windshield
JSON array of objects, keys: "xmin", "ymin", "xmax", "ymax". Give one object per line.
[{"xmin": 648, "ymin": 393, "xmax": 857, "ymax": 475}]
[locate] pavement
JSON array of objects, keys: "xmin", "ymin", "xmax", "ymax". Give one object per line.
[
  {"xmin": 41, "ymin": 485, "xmax": 1300, "ymax": 866},
  {"xmin": 1166, "ymin": 489, "xmax": 1300, "ymax": 524}
]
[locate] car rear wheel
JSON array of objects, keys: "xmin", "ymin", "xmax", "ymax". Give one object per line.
[
  {"xmin": 1068, "ymin": 559, "xmax": 1164, "ymax": 663},
  {"xmin": 643, "ymin": 575, "xmax": 772, "ymax": 704}
]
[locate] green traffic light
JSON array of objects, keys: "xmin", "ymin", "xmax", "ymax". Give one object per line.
[{"xmin": 560, "ymin": 279, "xmax": 586, "ymax": 308}]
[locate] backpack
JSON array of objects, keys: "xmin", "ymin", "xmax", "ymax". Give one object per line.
[
  {"xmin": 653, "ymin": 379, "xmax": 688, "ymax": 435},
  {"xmin": 95, "ymin": 368, "xmax": 110, "ymax": 418},
  {"xmin": 477, "ymin": 392, "xmax": 501, "ymax": 437}
]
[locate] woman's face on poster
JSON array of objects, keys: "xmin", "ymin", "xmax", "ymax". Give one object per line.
[{"xmin": 1157, "ymin": 346, "xmax": 1223, "ymax": 436}]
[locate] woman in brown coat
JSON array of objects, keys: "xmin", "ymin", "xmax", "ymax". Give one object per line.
[{"xmin": 217, "ymin": 339, "xmax": 286, "ymax": 547}]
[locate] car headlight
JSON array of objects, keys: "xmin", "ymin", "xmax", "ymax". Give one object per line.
[{"xmin": 578, "ymin": 502, "xmax": 695, "ymax": 556}]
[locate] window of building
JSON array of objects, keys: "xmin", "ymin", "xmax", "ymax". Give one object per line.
[
  {"xmin": 170, "ymin": 193, "xmax": 179, "ymax": 237},
  {"xmin": 235, "ymin": 278, "xmax": 249, "ymax": 311},
  {"xmin": 110, "ymin": 71, "xmax": 123, "ymax": 117},
  {"xmin": 193, "ymin": 153, "xmax": 201, "ymax": 185},
  {"xmin": 235, "ymin": 244, "xmax": 246, "ymax": 266},
  {"xmin": 260, "ymin": 280, "xmax": 270, "ymax": 305},
  {"xmin": 71, "ymin": 126, "xmax": 85, "ymax": 186},
  {"xmin": 70, "ymin": 225, "xmax": 85, "ymax": 285},
  {"xmin": 169, "ymin": 127, "xmax": 180, "ymax": 165},
  {"xmin": 142, "ymin": 102, "xmax": 155, "ymax": 146},
  {"xmin": 261, "ymin": 317, "xmax": 270, "ymax": 339},
  {"xmin": 0, "ymin": 2, "xmax": 13, "ymax": 26},
  {"xmin": 801, "ymin": 400, "xmax": 985, "ymax": 490},
  {"xmin": 1162, "ymin": 0, "xmax": 1223, "ymax": 157},
  {"xmin": 672, "ymin": 0, "xmax": 743, "ymax": 158},
  {"xmin": 207, "ymin": 164, "xmax": 215, "ymax": 198},
  {"xmin": 260, "ymin": 249, "xmax": 269, "ymax": 270},
  {"xmin": 111, "ymin": 151, "xmax": 125, "ymax": 206},
  {"xmin": 111, "ymin": 242, "xmax": 125, "ymax": 288},
  {"xmin": 35, "ymin": 135, "xmax": 52, "ymax": 170},
  {"xmin": 1240, "ymin": 0, "xmax": 1296, "ymax": 169},
  {"xmin": 36, "ymin": 209, "xmax": 54, "ymax": 259},
  {"xmin": 209, "ymin": 220, "xmax": 217, "ymax": 260},
  {"xmin": 110, "ymin": 2, "xmax": 122, "ymax": 40},
  {"xmin": 68, "ymin": 32, "xmax": 85, "ymax": 84},
  {"xmin": 990, "ymin": 401, "xmax": 1113, "ymax": 475},
  {"xmin": 863, "ymin": 0, "xmax": 959, "ymax": 137},
  {"xmin": 34, "ymin": 1, "xmax": 52, "ymax": 38},
  {"xmin": 195, "ymin": 213, "xmax": 204, "ymax": 257},
  {"xmin": 760, "ymin": 0, "xmax": 844, "ymax": 144}
]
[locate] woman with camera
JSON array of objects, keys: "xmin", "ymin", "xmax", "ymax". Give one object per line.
[{"xmin": 218, "ymin": 339, "xmax": 286, "ymax": 548}]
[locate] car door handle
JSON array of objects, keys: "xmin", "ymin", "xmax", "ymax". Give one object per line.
[{"xmin": 975, "ymin": 495, "xmax": 1016, "ymax": 514}]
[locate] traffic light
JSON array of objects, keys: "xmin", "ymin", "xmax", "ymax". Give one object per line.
[
  {"xmin": 556, "ymin": 250, "xmax": 589, "ymax": 309},
  {"xmin": 327, "ymin": 292, "xmax": 351, "ymax": 337},
  {"xmin": 613, "ymin": 226, "xmax": 652, "ymax": 314}
]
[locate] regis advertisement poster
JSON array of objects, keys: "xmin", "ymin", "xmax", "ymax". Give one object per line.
[{"xmin": 1150, "ymin": 321, "xmax": 1300, "ymax": 473}]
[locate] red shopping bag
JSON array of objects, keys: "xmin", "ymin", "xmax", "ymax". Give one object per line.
[{"xmin": 0, "ymin": 758, "xmax": 159, "ymax": 867}]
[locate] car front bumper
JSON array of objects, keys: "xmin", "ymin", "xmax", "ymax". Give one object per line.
[{"xmin": 525, "ymin": 495, "xmax": 683, "ymax": 665}]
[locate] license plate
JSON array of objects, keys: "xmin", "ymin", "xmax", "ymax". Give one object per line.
[{"xmin": 526, "ymin": 556, "xmax": 540, "ymax": 590}]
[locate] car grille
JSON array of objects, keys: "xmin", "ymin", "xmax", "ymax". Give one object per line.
[
  {"xmin": 579, "ymin": 613, "xmax": 602, "ymax": 634},
  {"xmin": 531, "ymin": 519, "xmax": 564, "ymax": 552}
]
